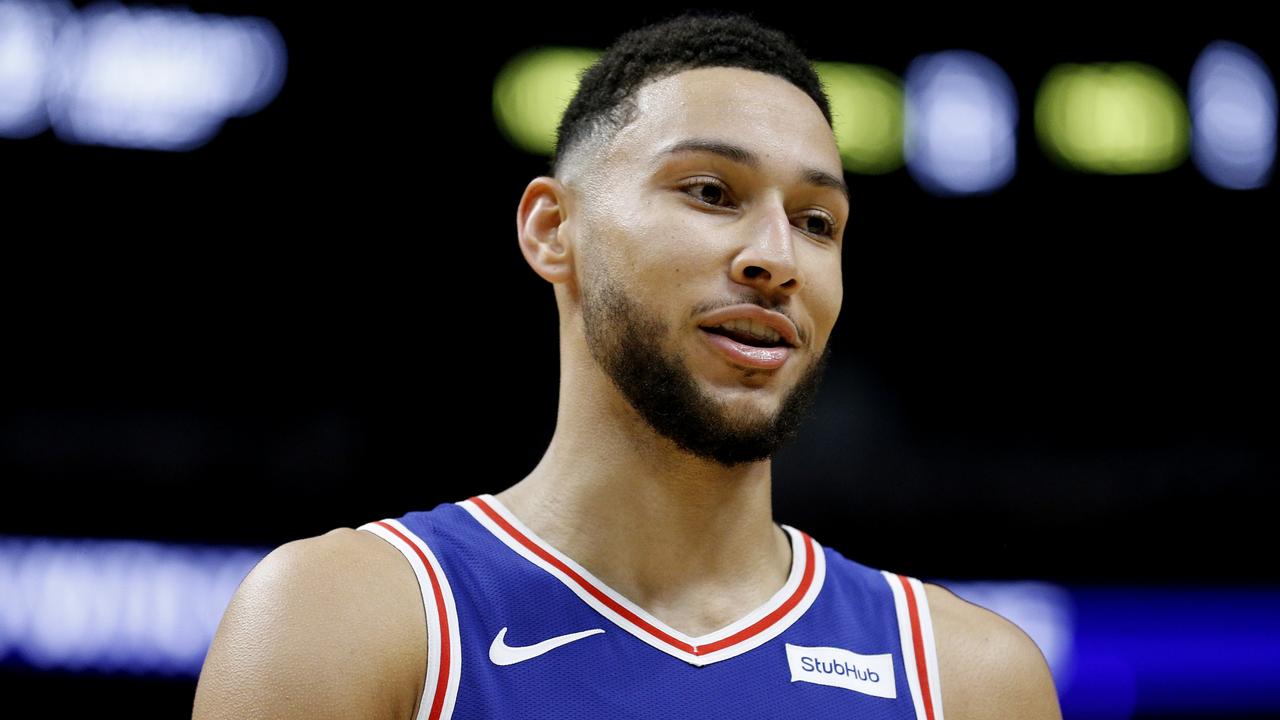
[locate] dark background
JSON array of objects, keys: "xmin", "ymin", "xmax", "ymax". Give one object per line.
[{"xmin": 2, "ymin": 4, "xmax": 1275, "ymax": 717}]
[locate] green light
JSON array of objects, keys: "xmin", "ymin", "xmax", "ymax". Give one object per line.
[
  {"xmin": 492, "ymin": 47, "xmax": 600, "ymax": 157},
  {"xmin": 1036, "ymin": 63, "xmax": 1189, "ymax": 174},
  {"xmin": 815, "ymin": 61, "xmax": 904, "ymax": 175}
]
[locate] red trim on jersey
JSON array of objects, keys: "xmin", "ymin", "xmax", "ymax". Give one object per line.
[
  {"xmin": 468, "ymin": 495, "xmax": 815, "ymax": 656},
  {"xmin": 696, "ymin": 536, "xmax": 815, "ymax": 654},
  {"xmin": 897, "ymin": 573, "xmax": 937, "ymax": 720},
  {"xmin": 376, "ymin": 520, "xmax": 450, "ymax": 720}
]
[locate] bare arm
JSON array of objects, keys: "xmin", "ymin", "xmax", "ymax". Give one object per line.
[
  {"xmin": 191, "ymin": 528, "xmax": 427, "ymax": 720},
  {"xmin": 926, "ymin": 583, "xmax": 1063, "ymax": 720}
]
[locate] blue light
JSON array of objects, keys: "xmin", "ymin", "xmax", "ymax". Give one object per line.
[
  {"xmin": 904, "ymin": 50, "xmax": 1019, "ymax": 196},
  {"xmin": 1063, "ymin": 587, "xmax": 1280, "ymax": 716},
  {"xmin": 0, "ymin": 0, "xmax": 71, "ymax": 138},
  {"xmin": 946, "ymin": 582, "xmax": 1280, "ymax": 718},
  {"xmin": 1190, "ymin": 41, "xmax": 1276, "ymax": 189},
  {"xmin": 1, "ymin": 530, "xmax": 1276, "ymax": 720},
  {"xmin": 0, "ymin": 0, "xmax": 286, "ymax": 151},
  {"xmin": 0, "ymin": 535, "xmax": 268, "ymax": 676}
]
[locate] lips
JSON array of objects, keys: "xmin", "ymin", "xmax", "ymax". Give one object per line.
[
  {"xmin": 696, "ymin": 304, "xmax": 801, "ymax": 348},
  {"xmin": 699, "ymin": 328, "xmax": 792, "ymax": 370}
]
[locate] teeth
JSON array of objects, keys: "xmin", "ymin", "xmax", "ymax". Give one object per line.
[{"xmin": 714, "ymin": 318, "xmax": 783, "ymax": 343}]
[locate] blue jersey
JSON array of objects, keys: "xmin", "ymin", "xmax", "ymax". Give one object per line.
[{"xmin": 358, "ymin": 495, "xmax": 945, "ymax": 720}]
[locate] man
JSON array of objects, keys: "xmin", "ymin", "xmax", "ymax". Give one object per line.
[{"xmin": 192, "ymin": 11, "xmax": 1062, "ymax": 720}]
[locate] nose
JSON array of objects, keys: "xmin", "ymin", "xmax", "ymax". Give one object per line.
[{"xmin": 730, "ymin": 195, "xmax": 801, "ymax": 297}]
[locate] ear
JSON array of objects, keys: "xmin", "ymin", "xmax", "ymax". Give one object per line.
[{"xmin": 516, "ymin": 176, "xmax": 575, "ymax": 285}]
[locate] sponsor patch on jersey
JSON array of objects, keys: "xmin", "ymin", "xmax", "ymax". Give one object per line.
[{"xmin": 784, "ymin": 643, "xmax": 897, "ymax": 699}]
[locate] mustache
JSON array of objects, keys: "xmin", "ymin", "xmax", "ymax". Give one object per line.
[
  {"xmin": 696, "ymin": 293, "xmax": 794, "ymax": 322},
  {"xmin": 700, "ymin": 291, "xmax": 772, "ymax": 313}
]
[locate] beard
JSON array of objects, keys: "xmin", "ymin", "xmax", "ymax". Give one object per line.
[{"xmin": 580, "ymin": 266, "xmax": 832, "ymax": 468}]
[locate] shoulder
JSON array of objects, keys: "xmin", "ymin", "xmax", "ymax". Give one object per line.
[
  {"xmin": 192, "ymin": 528, "xmax": 426, "ymax": 720},
  {"xmin": 923, "ymin": 582, "xmax": 1063, "ymax": 720}
]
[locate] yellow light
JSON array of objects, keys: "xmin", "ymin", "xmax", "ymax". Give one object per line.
[
  {"xmin": 493, "ymin": 47, "xmax": 600, "ymax": 156},
  {"xmin": 1036, "ymin": 63, "xmax": 1189, "ymax": 173},
  {"xmin": 816, "ymin": 61, "xmax": 905, "ymax": 174}
]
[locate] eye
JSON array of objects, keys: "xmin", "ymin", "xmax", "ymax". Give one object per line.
[
  {"xmin": 679, "ymin": 178, "xmax": 839, "ymax": 241},
  {"xmin": 798, "ymin": 212, "xmax": 839, "ymax": 239},
  {"xmin": 678, "ymin": 178, "xmax": 734, "ymax": 208}
]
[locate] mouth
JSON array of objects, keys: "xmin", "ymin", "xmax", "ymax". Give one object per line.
[
  {"xmin": 699, "ymin": 324, "xmax": 793, "ymax": 349},
  {"xmin": 695, "ymin": 304, "xmax": 800, "ymax": 349},
  {"xmin": 699, "ymin": 327, "xmax": 792, "ymax": 370}
]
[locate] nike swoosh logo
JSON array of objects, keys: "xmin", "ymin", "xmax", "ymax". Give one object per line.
[{"xmin": 488, "ymin": 626, "xmax": 605, "ymax": 666}]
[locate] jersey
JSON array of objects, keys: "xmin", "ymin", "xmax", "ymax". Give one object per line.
[{"xmin": 357, "ymin": 495, "xmax": 945, "ymax": 720}]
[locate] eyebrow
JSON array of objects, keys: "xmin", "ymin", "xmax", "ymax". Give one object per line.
[{"xmin": 656, "ymin": 137, "xmax": 850, "ymax": 204}]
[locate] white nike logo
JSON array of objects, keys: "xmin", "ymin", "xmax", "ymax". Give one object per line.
[{"xmin": 488, "ymin": 626, "xmax": 605, "ymax": 666}]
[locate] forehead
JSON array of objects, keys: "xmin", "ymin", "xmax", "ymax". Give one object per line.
[{"xmin": 608, "ymin": 66, "xmax": 842, "ymax": 178}]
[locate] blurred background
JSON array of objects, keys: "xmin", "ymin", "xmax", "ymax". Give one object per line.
[{"xmin": 1, "ymin": 2, "xmax": 1276, "ymax": 718}]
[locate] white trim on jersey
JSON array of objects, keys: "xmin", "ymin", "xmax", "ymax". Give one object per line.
[
  {"xmin": 458, "ymin": 493, "xmax": 827, "ymax": 667},
  {"xmin": 358, "ymin": 518, "xmax": 462, "ymax": 720},
  {"xmin": 910, "ymin": 575, "xmax": 945, "ymax": 720},
  {"xmin": 882, "ymin": 570, "xmax": 946, "ymax": 720}
]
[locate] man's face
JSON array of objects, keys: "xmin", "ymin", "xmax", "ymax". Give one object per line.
[{"xmin": 571, "ymin": 66, "xmax": 847, "ymax": 467}]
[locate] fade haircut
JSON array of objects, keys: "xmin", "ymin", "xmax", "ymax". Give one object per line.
[{"xmin": 550, "ymin": 11, "xmax": 833, "ymax": 183}]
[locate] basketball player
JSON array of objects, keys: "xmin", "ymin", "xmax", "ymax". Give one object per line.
[{"xmin": 193, "ymin": 12, "xmax": 1062, "ymax": 720}]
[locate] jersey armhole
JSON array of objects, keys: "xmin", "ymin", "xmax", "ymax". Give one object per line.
[
  {"xmin": 881, "ymin": 571, "xmax": 946, "ymax": 720},
  {"xmin": 358, "ymin": 520, "xmax": 462, "ymax": 720}
]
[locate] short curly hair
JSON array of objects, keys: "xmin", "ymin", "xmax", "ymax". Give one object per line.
[{"xmin": 550, "ymin": 10, "xmax": 832, "ymax": 180}]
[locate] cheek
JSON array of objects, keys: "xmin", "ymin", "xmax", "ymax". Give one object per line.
[
  {"xmin": 811, "ymin": 264, "xmax": 843, "ymax": 340},
  {"xmin": 829, "ymin": 268, "xmax": 843, "ymax": 318},
  {"xmin": 621, "ymin": 222, "xmax": 707, "ymax": 286}
]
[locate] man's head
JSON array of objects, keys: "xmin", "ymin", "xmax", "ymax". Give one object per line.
[{"xmin": 516, "ymin": 11, "xmax": 847, "ymax": 468}]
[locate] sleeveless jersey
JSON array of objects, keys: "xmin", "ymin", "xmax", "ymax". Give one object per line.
[{"xmin": 357, "ymin": 495, "xmax": 945, "ymax": 720}]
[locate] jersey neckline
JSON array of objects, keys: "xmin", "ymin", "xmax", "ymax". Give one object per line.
[{"xmin": 457, "ymin": 493, "xmax": 827, "ymax": 667}]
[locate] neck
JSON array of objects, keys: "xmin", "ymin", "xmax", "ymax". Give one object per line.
[{"xmin": 495, "ymin": 343, "xmax": 792, "ymax": 637}]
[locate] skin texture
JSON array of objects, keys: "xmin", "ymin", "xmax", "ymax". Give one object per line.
[
  {"xmin": 191, "ymin": 528, "xmax": 427, "ymax": 720},
  {"xmin": 191, "ymin": 66, "xmax": 1062, "ymax": 720}
]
